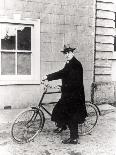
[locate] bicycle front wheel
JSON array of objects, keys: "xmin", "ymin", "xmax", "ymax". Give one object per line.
[
  {"xmin": 11, "ymin": 108, "xmax": 44, "ymax": 144},
  {"xmin": 78, "ymin": 102, "xmax": 99, "ymax": 136}
]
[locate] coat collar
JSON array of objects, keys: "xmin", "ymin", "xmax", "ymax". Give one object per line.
[{"xmin": 67, "ymin": 56, "xmax": 75, "ymax": 63}]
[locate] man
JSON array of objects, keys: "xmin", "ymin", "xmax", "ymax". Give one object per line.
[{"xmin": 42, "ymin": 45, "xmax": 87, "ymax": 144}]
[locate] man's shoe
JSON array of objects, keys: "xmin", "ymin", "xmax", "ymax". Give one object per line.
[
  {"xmin": 53, "ymin": 126, "xmax": 67, "ymax": 133},
  {"xmin": 62, "ymin": 138, "xmax": 80, "ymax": 144}
]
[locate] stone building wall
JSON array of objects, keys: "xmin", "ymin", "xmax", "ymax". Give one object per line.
[{"xmin": 0, "ymin": 0, "xmax": 95, "ymax": 108}]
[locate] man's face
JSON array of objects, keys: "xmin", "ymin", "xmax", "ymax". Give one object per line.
[{"xmin": 64, "ymin": 51, "xmax": 74, "ymax": 61}]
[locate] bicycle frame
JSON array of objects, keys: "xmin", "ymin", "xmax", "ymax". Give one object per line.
[
  {"xmin": 11, "ymin": 84, "xmax": 100, "ymax": 144},
  {"xmin": 37, "ymin": 85, "xmax": 61, "ymax": 116},
  {"xmin": 37, "ymin": 84, "xmax": 101, "ymax": 117}
]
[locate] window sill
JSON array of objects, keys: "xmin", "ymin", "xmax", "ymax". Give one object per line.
[{"xmin": 0, "ymin": 80, "xmax": 40, "ymax": 85}]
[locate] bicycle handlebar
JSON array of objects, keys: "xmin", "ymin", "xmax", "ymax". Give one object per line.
[{"xmin": 41, "ymin": 81, "xmax": 61, "ymax": 89}]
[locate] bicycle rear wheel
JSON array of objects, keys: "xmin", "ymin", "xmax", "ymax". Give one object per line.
[
  {"xmin": 11, "ymin": 108, "xmax": 44, "ymax": 144},
  {"xmin": 78, "ymin": 102, "xmax": 99, "ymax": 136}
]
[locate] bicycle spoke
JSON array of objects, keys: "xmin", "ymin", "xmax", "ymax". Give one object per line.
[
  {"xmin": 11, "ymin": 109, "xmax": 44, "ymax": 143},
  {"xmin": 78, "ymin": 103, "xmax": 99, "ymax": 135}
]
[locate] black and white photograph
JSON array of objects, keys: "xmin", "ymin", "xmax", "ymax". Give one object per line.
[{"xmin": 0, "ymin": 0, "xmax": 116, "ymax": 154}]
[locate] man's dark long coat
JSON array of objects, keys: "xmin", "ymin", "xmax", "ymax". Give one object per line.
[{"xmin": 47, "ymin": 56, "xmax": 87, "ymax": 125}]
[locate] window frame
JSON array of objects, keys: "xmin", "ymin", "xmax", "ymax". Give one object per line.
[{"xmin": 0, "ymin": 18, "xmax": 40, "ymax": 85}]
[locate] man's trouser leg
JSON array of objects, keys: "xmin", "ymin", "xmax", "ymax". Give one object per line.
[{"xmin": 68, "ymin": 118, "xmax": 79, "ymax": 139}]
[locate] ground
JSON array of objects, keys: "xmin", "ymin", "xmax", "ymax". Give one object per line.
[{"xmin": 0, "ymin": 105, "xmax": 116, "ymax": 155}]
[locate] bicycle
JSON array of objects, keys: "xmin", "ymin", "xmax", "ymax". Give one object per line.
[{"xmin": 11, "ymin": 82, "xmax": 100, "ymax": 144}]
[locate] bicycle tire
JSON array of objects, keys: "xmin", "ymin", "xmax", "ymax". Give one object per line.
[
  {"xmin": 11, "ymin": 108, "xmax": 45, "ymax": 144},
  {"xmin": 78, "ymin": 102, "xmax": 99, "ymax": 136}
]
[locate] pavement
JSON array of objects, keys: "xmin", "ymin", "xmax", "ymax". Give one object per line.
[
  {"xmin": 0, "ymin": 103, "xmax": 115, "ymax": 124},
  {"xmin": 0, "ymin": 104, "xmax": 116, "ymax": 155}
]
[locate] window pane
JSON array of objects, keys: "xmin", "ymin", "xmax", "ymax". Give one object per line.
[
  {"xmin": 17, "ymin": 27, "xmax": 31, "ymax": 50},
  {"xmin": 1, "ymin": 24, "xmax": 16, "ymax": 50},
  {"xmin": 1, "ymin": 52, "xmax": 15, "ymax": 75},
  {"xmin": 17, "ymin": 53, "xmax": 31, "ymax": 75}
]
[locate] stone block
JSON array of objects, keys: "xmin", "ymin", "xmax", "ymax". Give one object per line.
[
  {"xmin": 40, "ymin": 42, "xmax": 65, "ymax": 62},
  {"xmin": 88, "ymin": 17, "xmax": 95, "ymax": 27},
  {"xmin": 78, "ymin": 0, "xmax": 95, "ymax": 6},
  {"xmin": 40, "ymin": 61, "xmax": 65, "ymax": 76},
  {"xmin": 97, "ymin": 2, "xmax": 114, "ymax": 12},
  {"xmin": 41, "ymin": 13, "xmax": 65, "ymax": 25},
  {"xmin": 23, "ymin": 11, "xmax": 40, "ymax": 19},
  {"xmin": 64, "ymin": 32, "xmax": 78, "ymax": 45},
  {"xmin": 112, "ymin": 60, "xmax": 116, "ymax": 81},
  {"xmin": 77, "ymin": 53, "xmax": 94, "ymax": 62},
  {"xmin": 84, "ymin": 79, "xmax": 93, "ymax": 101},
  {"xmin": 40, "ymin": 33, "xmax": 51, "ymax": 43},
  {"xmin": 97, "ymin": 10, "xmax": 115, "ymax": 20},
  {"xmin": 114, "ymin": 82, "xmax": 116, "ymax": 100},
  {"xmin": 82, "ymin": 59, "xmax": 94, "ymax": 71},
  {"xmin": 96, "ymin": 35, "xmax": 114, "ymax": 44},
  {"xmin": 14, "ymin": 0, "xmax": 25, "ymax": 11},
  {"xmin": 65, "ymin": 15, "xmax": 76, "ymax": 25},
  {"xmin": 51, "ymin": 14, "xmax": 65, "ymax": 25},
  {"xmin": 97, "ymin": 0, "xmax": 115, "ymax": 3},
  {"xmin": 5, "ymin": 0, "xmax": 15, "ymax": 10},
  {"xmin": 77, "ymin": 26, "xmax": 95, "ymax": 36},
  {"xmin": 40, "ymin": 42, "xmax": 52, "ymax": 61},
  {"xmin": 0, "ymin": 10, "xmax": 12, "ymax": 17},
  {"xmin": 96, "ymin": 27, "xmax": 114, "ymax": 36},
  {"xmin": 22, "ymin": 1, "xmax": 42, "ymax": 12},
  {"xmin": 96, "ymin": 51, "xmax": 113, "ymax": 59},
  {"xmin": 83, "ymin": 70, "xmax": 94, "ymax": 80},
  {"xmin": 98, "ymin": 103, "xmax": 116, "ymax": 115},
  {"xmin": 0, "ymin": 0, "xmax": 4, "ymax": 9},
  {"xmin": 77, "ymin": 7, "xmax": 90, "ymax": 17},
  {"xmin": 63, "ymin": 5, "xmax": 78, "ymax": 16},
  {"xmin": 95, "ymin": 59, "xmax": 112, "ymax": 67},
  {"xmin": 95, "ymin": 67, "xmax": 112, "ymax": 75},
  {"xmin": 96, "ymin": 19, "xmax": 115, "ymax": 28},
  {"xmin": 51, "ymin": 41, "xmax": 64, "ymax": 52},
  {"xmin": 94, "ymin": 82, "xmax": 114, "ymax": 104},
  {"xmin": 51, "ymin": 4, "xmax": 65, "ymax": 15},
  {"xmin": 41, "ymin": 32, "xmax": 64, "ymax": 44},
  {"xmin": 0, "ymin": 85, "xmax": 42, "ymax": 109},
  {"xmin": 95, "ymin": 75, "xmax": 112, "ymax": 82},
  {"xmin": 41, "ymin": 23, "xmax": 66, "ymax": 34},
  {"xmin": 96, "ymin": 43, "xmax": 114, "ymax": 51},
  {"xmin": 59, "ymin": 14, "xmax": 65, "ymax": 24},
  {"xmin": 65, "ymin": 0, "xmax": 79, "ymax": 5},
  {"xmin": 75, "ymin": 16, "xmax": 90, "ymax": 26}
]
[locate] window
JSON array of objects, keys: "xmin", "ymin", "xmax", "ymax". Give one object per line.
[
  {"xmin": 0, "ymin": 18, "xmax": 40, "ymax": 84},
  {"xmin": 1, "ymin": 25, "xmax": 31, "ymax": 75}
]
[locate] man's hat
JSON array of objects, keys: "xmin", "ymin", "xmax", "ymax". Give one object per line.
[{"xmin": 60, "ymin": 45, "xmax": 76, "ymax": 53}]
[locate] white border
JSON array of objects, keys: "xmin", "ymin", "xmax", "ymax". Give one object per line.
[{"xmin": 0, "ymin": 17, "xmax": 40, "ymax": 85}]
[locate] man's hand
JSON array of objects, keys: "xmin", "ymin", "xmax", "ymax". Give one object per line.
[{"xmin": 42, "ymin": 75, "xmax": 47, "ymax": 81}]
